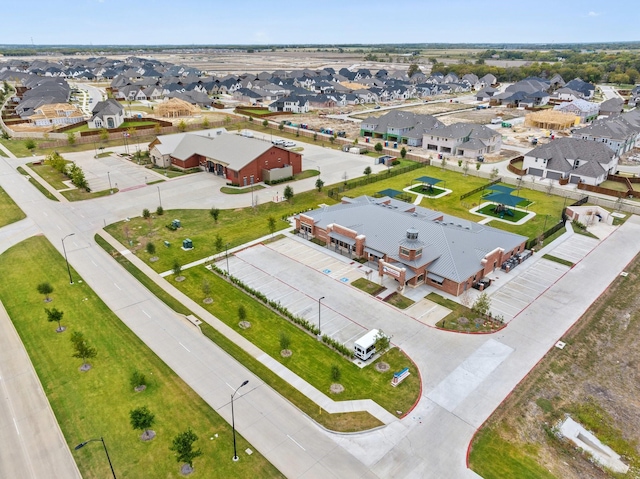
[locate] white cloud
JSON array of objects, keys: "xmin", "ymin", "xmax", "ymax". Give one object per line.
[{"xmin": 587, "ymin": 11, "xmax": 600, "ymax": 17}]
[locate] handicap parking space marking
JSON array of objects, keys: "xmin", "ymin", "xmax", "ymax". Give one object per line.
[
  {"xmin": 323, "ymin": 268, "xmax": 331, "ymax": 274},
  {"xmin": 340, "ymin": 277, "xmax": 349, "ymax": 282}
]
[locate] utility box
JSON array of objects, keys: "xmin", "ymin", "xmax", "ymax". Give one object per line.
[
  {"xmin": 172, "ymin": 219, "xmax": 181, "ymax": 228},
  {"xmin": 182, "ymin": 238, "xmax": 193, "ymax": 250}
]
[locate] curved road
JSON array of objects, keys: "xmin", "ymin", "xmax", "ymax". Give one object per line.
[{"xmin": 1, "ymin": 141, "xmax": 639, "ymax": 478}]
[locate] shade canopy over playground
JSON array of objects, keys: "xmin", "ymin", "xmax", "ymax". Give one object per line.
[
  {"xmin": 483, "ymin": 192, "xmax": 527, "ymax": 207},
  {"xmin": 377, "ymin": 188, "xmax": 405, "ymax": 198},
  {"xmin": 414, "ymin": 176, "xmax": 443, "ymax": 186},
  {"xmin": 486, "ymin": 184, "xmax": 515, "ymax": 195}
]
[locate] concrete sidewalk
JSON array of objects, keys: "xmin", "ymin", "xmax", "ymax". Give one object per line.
[{"xmin": 98, "ymin": 229, "xmax": 398, "ymax": 426}]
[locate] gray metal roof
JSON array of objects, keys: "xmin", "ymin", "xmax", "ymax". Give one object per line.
[{"xmin": 303, "ymin": 196, "xmax": 526, "ymax": 282}]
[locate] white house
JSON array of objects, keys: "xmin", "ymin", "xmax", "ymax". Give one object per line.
[{"xmin": 87, "ymin": 99, "xmax": 125, "ymax": 129}]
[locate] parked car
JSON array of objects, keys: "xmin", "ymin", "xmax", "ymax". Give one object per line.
[
  {"xmin": 490, "ymin": 117, "xmax": 503, "ymax": 124},
  {"xmin": 374, "ymin": 105, "xmax": 381, "ymax": 109},
  {"xmin": 477, "ymin": 155, "xmax": 485, "ymax": 162},
  {"xmin": 283, "ymin": 141, "xmax": 296, "ymax": 147},
  {"xmin": 272, "ymin": 139, "xmax": 285, "ymax": 145}
]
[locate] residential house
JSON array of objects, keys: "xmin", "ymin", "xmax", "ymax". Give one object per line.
[
  {"xmin": 628, "ymin": 85, "xmax": 640, "ymax": 107},
  {"xmin": 360, "ymin": 110, "xmax": 444, "ymax": 147},
  {"xmin": 268, "ymin": 95, "xmax": 310, "ymax": 113},
  {"xmin": 554, "ymin": 99, "xmax": 599, "ymax": 123},
  {"xmin": 422, "ymin": 123, "xmax": 502, "ymax": 158},
  {"xmin": 599, "ymin": 98, "xmax": 624, "ymax": 117},
  {"xmin": 28, "ymin": 103, "xmax": 85, "ymax": 126},
  {"xmin": 522, "ymin": 137, "xmax": 618, "ymax": 185},
  {"xmin": 571, "ymin": 110, "xmax": 640, "ymax": 155},
  {"xmin": 88, "ymin": 99, "xmax": 125, "ymax": 129},
  {"xmin": 564, "ymin": 78, "xmax": 595, "ymax": 99}
]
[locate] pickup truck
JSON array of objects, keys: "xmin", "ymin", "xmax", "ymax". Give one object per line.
[{"xmin": 490, "ymin": 117, "xmax": 503, "ymax": 124}]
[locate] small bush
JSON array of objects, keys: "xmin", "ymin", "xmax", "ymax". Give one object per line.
[
  {"xmin": 146, "ymin": 242, "xmax": 156, "ymax": 255},
  {"xmin": 156, "ymin": 206, "xmax": 164, "ymax": 216},
  {"xmin": 130, "ymin": 370, "xmax": 147, "ymax": 389},
  {"xmin": 142, "ymin": 208, "xmax": 150, "ymax": 219},
  {"xmin": 279, "ymin": 332, "xmax": 291, "ymax": 351},
  {"xmin": 331, "ymin": 364, "xmax": 341, "ymax": 382}
]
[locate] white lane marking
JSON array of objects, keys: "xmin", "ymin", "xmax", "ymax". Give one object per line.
[
  {"xmin": 113, "ymin": 282, "xmax": 121, "ymax": 290},
  {"xmin": 13, "ymin": 418, "xmax": 19, "ymax": 435},
  {"xmin": 91, "ymin": 260, "xmax": 97, "ymax": 266},
  {"xmin": 141, "ymin": 309, "xmax": 150, "ymax": 318},
  {"xmin": 287, "ymin": 435, "xmax": 305, "ymax": 451},
  {"xmin": 56, "ymin": 224, "xmax": 61, "ymax": 230},
  {"xmin": 43, "ymin": 212, "xmax": 48, "ymax": 217},
  {"xmin": 179, "ymin": 342, "xmax": 190, "ymax": 352}
]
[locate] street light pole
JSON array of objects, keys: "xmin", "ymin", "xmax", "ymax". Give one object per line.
[
  {"xmin": 231, "ymin": 380, "xmax": 249, "ymax": 461},
  {"xmin": 107, "ymin": 171, "xmax": 113, "ymax": 194},
  {"xmin": 75, "ymin": 437, "xmax": 116, "ymax": 479},
  {"xmin": 157, "ymin": 186, "xmax": 162, "ymax": 208},
  {"xmin": 62, "ymin": 233, "xmax": 75, "ymax": 284},
  {"xmin": 317, "ymin": 296, "xmax": 325, "ymax": 340},
  {"xmin": 225, "ymin": 243, "xmax": 230, "ymax": 275}
]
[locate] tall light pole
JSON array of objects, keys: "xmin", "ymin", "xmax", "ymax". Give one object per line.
[
  {"xmin": 157, "ymin": 186, "xmax": 162, "ymax": 208},
  {"xmin": 317, "ymin": 296, "xmax": 325, "ymax": 340},
  {"xmin": 107, "ymin": 171, "xmax": 112, "ymax": 194},
  {"xmin": 225, "ymin": 243, "xmax": 231, "ymax": 275},
  {"xmin": 62, "ymin": 233, "xmax": 75, "ymax": 285},
  {"xmin": 75, "ymin": 437, "xmax": 116, "ymax": 479},
  {"xmin": 231, "ymin": 380, "xmax": 249, "ymax": 462}
]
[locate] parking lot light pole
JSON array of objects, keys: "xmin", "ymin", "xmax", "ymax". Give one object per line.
[
  {"xmin": 107, "ymin": 171, "xmax": 113, "ymax": 194},
  {"xmin": 157, "ymin": 186, "xmax": 162, "ymax": 208},
  {"xmin": 74, "ymin": 437, "xmax": 116, "ymax": 479},
  {"xmin": 231, "ymin": 380, "xmax": 249, "ymax": 462},
  {"xmin": 225, "ymin": 243, "xmax": 231, "ymax": 275},
  {"xmin": 62, "ymin": 233, "xmax": 75, "ymax": 284},
  {"xmin": 317, "ymin": 296, "xmax": 325, "ymax": 340}
]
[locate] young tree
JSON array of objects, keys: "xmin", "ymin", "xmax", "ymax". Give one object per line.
[
  {"xmin": 202, "ymin": 280, "xmax": 211, "ymax": 300},
  {"xmin": 313, "ymin": 132, "xmax": 318, "ymax": 141},
  {"xmin": 283, "ymin": 185, "xmax": 294, "ymax": 202},
  {"xmin": 363, "ymin": 166, "xmax": 372, "ymax": 182},
  {"xmin": 66, "ymin": 132, "xmax": 76, "ymax": 146},
  {"xmin": 315, "ymin": 178, "xmax": 324, "ymax": 192},
  {"xmin": 331, "ymin": 364, "xmax": 341, "ymax": 382},
  {"xmin": 267, "ymin": 216, "xmax": 277, "ymax": 237},
  {"xmin": 214, "ymin": 234, "xmax": 224, "ymax": 254},
  {"xmin": 142, "ymin": 208, "xmax": 151, "ymax": 219},
  {"xmin": 25, "ymin": 138, "xmax": 36, "ymax": 151},
  {"xmin": 279, "ymin": 332, "xmax": 291, "ymax": 351},
  {"xmin": 407, "ymin": 63, "xmax": 421, "ymax": 77},
  {"xmin": 262, "ymin": 119, "xmax": 268, "ymax": 128},
  {"xmin": 400, "ymin": 147, "xmax": 407, "ymax": 159},
  {"xmin": 238, "ymin": 305, "xmax": 247, "ymax": 322},
  {"xmin": 70, "ymin": 331, "xmax": 97, "ymax": 370},
  {"xmin": 146, "ymin": 242, "xmax": 156, "ymax": 255},
  {"xmin": 202, "ymin": 117, "xmax": 210, "ymax": 128},
  {"xmin": 472, "ymin": 292, "xmax": 491, "ymax": 318},
  {"xmin": 99, "ymin": 128, "xmax": 109, "ymax": 142},
  {"xmin": 170, "ymin": 428, "xmax": 202, "ymax": 471},
  {"xmin": 278, "ymin": 122, "xmax": 284, "ymax": 132},
  {"xmin": 462, "ymin": 161, "xmax": 470, "ymax": 177},
  {"xmin": 476, "ymin": 162, "xmax": 481, "ymax": 171},
  {"xmin": 209, "ymin": 207, "xmax": 220, "ymax": 223},
  {"xmin": 440, "ymin": 156, "xmax": 446, "ymax": 170},
  {"xmin": 374, "ymin": 331, "xmax": 390, "ymax": 354},
  {"xmin": 45, "ymin": 307, "xmax": 65, "ymax": 332},
  {"xmin": 172, "ymin": 260, "xmax": 182, "ymax": 277},
  {"xmin": 374, "ymin": 142, "xmax": 383, "ymax": 153},
  {"xmin": 153, "ymin": 123, "xmax": 161, "ymax": 135},
  {"xmin": 177, "ymin": 120, "xmax": 187, "ymax": 132},
  {"xmin": 490, "ymin": 167, "xmax": 500, "ymax": 180},
  {"xmin": 156, "ymin": 206, "xmax": 164, "ymax": 216},
  {"xmin": 130, "ymin": 370, "xmax": 147, "ymax": 390},
  {"xmin": 37, "ymin": 282, "xmax": 54, "ymax": 302},
  {"xmin": 129, "ymin": 406, "xmax": 156, "ymax": 441}
]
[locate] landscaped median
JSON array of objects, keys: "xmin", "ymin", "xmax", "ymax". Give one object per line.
[
  {"xmin": 0, "ymin": 185, "xmax": 26, "ymax": 227},
  {"xmin": 0, "ymin": 236, "xmax": 282, "ymax": 479},
  {"xmin": 95, "ymin": 233, "xmax": 421, "ymax": 431}
]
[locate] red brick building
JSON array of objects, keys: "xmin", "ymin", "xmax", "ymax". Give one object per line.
[
  {"xmin": 150, "ymin": 130, "xmax": 302, "ymax": 185},
  {"xmin": 296, "ymin": 196, "xmax": 528, "ymax": 296}
]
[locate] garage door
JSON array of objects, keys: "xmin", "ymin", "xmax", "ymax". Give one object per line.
[
  {"xmin": 528, "ymin": 167, "xmax": 544, "ymax": 177},
  {"xmin": 546, "ymin": 171, "xmax": 562, "ymax": 180},
  {"xmin": 570, "ymin": 175, "xmax": 581, "ymax": 184}
]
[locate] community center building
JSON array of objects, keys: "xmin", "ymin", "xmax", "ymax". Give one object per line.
[
  {"xmin": 149, "ymin": 129, "xmax": 302, "ymax": 185},
  {"xmin": 296, "ymin": 196, "xmax": 528, "ymax": 296}
]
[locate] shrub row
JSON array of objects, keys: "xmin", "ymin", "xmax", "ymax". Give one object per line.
[{"xmin": 208, "ymin": 263, "xmax": 354, "ymax": 359}]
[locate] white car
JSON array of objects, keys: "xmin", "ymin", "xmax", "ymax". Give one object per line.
[
  {"xmin": 272, "ymin": 139, "xmax": 285, "ymax": 145},
  {"xmin": 283, "ymin": 141, "xmax": 296, "ymax": 147}
]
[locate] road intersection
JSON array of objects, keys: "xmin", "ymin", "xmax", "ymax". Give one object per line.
[{"xmin": 1, "ymin": 141, "xmax": 639, "ymax": 478}]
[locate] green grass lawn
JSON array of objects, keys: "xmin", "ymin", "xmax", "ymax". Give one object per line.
[
  {"xmin": 29, "ymin": 161, "xmax": 71, "ymax": 190},
  {"xmin": 0, "ymin": 186, "xmax": 26, "ymax": 227},
  {"xmin": 105, "ymin": 190, "xmax": 337, "ymax": 273},
  {"xmin": 61, "ymin": 188, "xmax": 118, "ymax": 201},
  {"xmin": 63, "ymin": 121, "xmax": 158, "ymax": 134},
  {"xmin": 426, "ymin": 293, "xmax": 499, "ymax": 332},
  {"xmin": 220, "ymin": 185, "xmax": 266, "ymax": 195},
  {"xmin": 383, "ymin": 292, "xmax": 415, "ymax": 309},
  {"xmin": 469, "ymin": 428, "xmax": 557, "ymax": 479},
  {"xmin": 0, "ymin": 236, "xmax": 282, "ymax": 479},
  {"xmin": 94, "ymin": 233, "xmax": 384, "ymax": 432},
  {"xmin": 17, "ymin": 166, "xmax": 59, "ymax": 201},
  {"xmin": 542, "ymin": 254, "xmax": 574, "ymax": 267},
  {"xmin": 351, "ymin": 278, "xmax": 385, "ymax": 296},
  {"xmin": 170, "ymin": 264, "xmax": 421, "ymax": 416},
  {"xmin": 476, "ymin": 204, "xmax": 529, "ymax": 222},
  {"xmin": 599, "ymin": 180, "xmax": 629, "ymax": 192}
]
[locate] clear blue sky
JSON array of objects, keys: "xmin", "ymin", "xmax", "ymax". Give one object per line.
[{"xmin": 1, "ymin": 0, "xmax": 635, "ymax": 45}]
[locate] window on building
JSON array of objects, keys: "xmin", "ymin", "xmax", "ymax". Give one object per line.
[{"xmin": 400, "ymin": 248, "xmax": 410, "ymax": 256}]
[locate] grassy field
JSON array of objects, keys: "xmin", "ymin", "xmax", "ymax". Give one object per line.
[
  {"xmin": 17, "ymin": 166, "xmax": 59, "ymax": 201},
  {"xmin": 0, "ymin": 236, "xmax": 282, "ymax": 479},
  {"xmin": 0, "ymin": 186, "xmax": 26, "ymax": 227},
  {"xmin": 170, "ymin": 263, "xmax": 421, "ymax": 416},
  {"xmin": 94, "ymin": 234, "xmax": 386, "ymax": 432},
  {"xmin": 426, "ymin": 293, "xmax": 499, "ymax": 333},
  {"xmin": 469, "ymin": 253, "xmax": 640, "ymax": 478},
  {"xmin": 64, "ymin": 121, "xmax": 157, "ymax": 133},
  {"xmin": 105, "ymin": 189, "xmax": 337, "ymax": 273}
]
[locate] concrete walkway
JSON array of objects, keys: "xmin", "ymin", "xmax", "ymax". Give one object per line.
[
  {"xmin": 99, "ymin": 229, "xmax": 398, "ymax": 426},
  {"xmin": 18, "ymin": 163, "xmax": 69, "ymax": 202}
]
